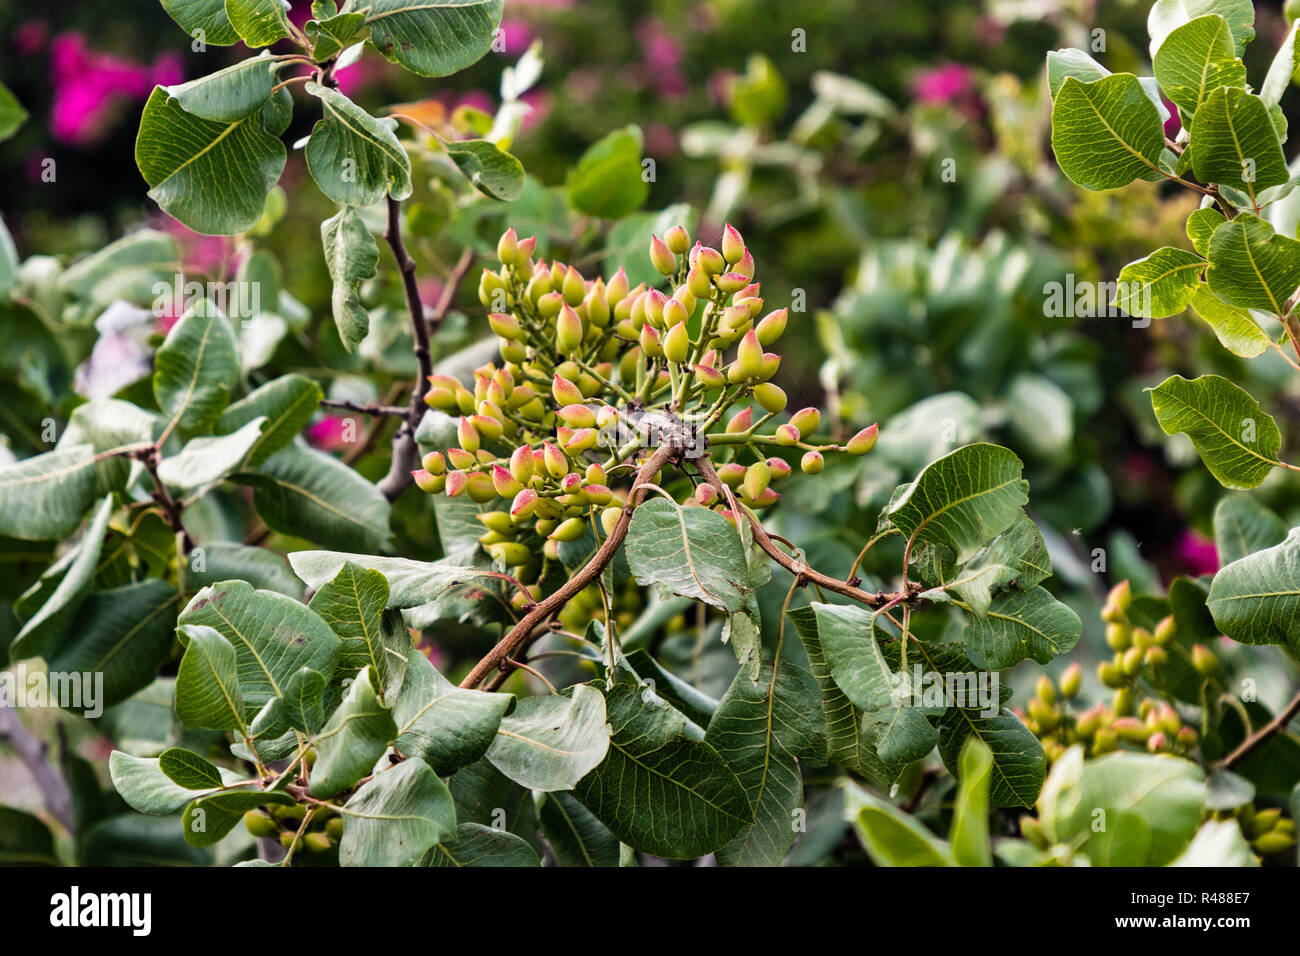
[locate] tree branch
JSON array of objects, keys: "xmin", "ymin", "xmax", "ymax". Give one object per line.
[
  {"xmin": 0, "ymin": 704, "xmax": 74, "ymax": 833},
  {"xmin": 459, "ymin": 443, "xmax": 677, "ymax": 689},
  {"xmin": 134, "ymin": 447, "xmax": 194, "ymax": 553},
  {"xmin": 1216, "ymin": 688, "xmax": 1300, "ymax": 769}
]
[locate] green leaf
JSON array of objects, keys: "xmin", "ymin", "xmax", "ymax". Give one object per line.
[
  {"xmin": 187, "ymin": 542, "xmax": 303, "ymax": 598},
  {"xmin": 1050, "ymin": 75, "xmax": 1165, "ymax": 191},
  {"xmin": 1148, "ymin": 0, "xmax": 1255, "ymax": 58},
  {"xmin": 1171, "ymin": 818, "xmax": 1259, "ymax": 866},
  {"xmin": 1213, "ymin": 494, "xmax": 1286, "ymax": 565},
  {"xmin": 706, "ymin": 659, "xmax": 826, "ymax": 866},
  {"xmin": 288, "ymin": 550, "xmax": 477, "ymax": 606},
  {"xmin": 841, "ymin": 780, "xmax": 955, "ymax": 866},
  {"xmin": 1190, "ymin": 286, "xmax": 1271, "ymax": 358},
  {"xmin": 485, "ymin": 684, "xmax": 609, "ymax": 791},
  {"xmin": 158, "ymin": 747, "xmax": 226, "ymax": 789},
  {"xmin": 225, "ymin": 0, "xmax": 293, "ymax": 47},
  {"xmin": 310, "ymin": 665, "xmax": 398, "ymax": 798},
  {"xmin": 1037, "ymin": 746, "xmax": 1206, "ymax": 865},
  {"xmin": 445, "ymin": 139, "xmax": 526, "ymax": 201},
  {"xmin": 108, "ymin": 751, "xmax": 242, "ymax": 815},
  {"xmin": 626, "ymin": 497, "xmax": 754, "ymax": 613},
  {"xmin": 1192, "ymin": 87, "xmax": 1288, "ymax": 197},
  {"xmin": 46, "ymin": 579, "xmax": 180, "ymax": 713},
  {"xmin": 153, "ymin": 299, "xmax": 239, "ymax": 433},
  {"xmin": 282, "ymin": 666, "xmax": 327, "ymax": 734},
  {"xmin": 1187, "ymin": 207, "xmax": 1226, "ymax": 256},
  {"xmin": 567, "ymin": 125, "xmax": 650, "ymax": 218},
  {"xmin": 364, "ymin": 0, "xmax": 504, "ymax": 77},
  {"xmin": 321, "ymin": 206, "xmax": 379, "ymax": 351},
  {"xmin": 11, "ymin": 496, "xmax": 113, "ymax": 661},
  {"xmin": 59, "ymin": 399, "xmax": 166, "ymax": 499},
  {"xmin": 424, "ymin": 822, "xmax": 541, "ymax": 866},
  {"xmin": 961, "ymin": 586, "xmax": 1082, "ymax": 670},
  {"xmin": 0, "ymin": 807, "xmax": 58, "ymax": 866},
  {"xmin": 181, "ymin": 787, "xmax": 293, "ymax": 847},
  {"xmin": 1153, "ymin": 15, "xmax": 1246, "ymax": 116},
  {"xmin": 394, "ymin": 651, "xmax": 511, "ymax": 776},
  {"xmin": 305, "ymin": 12, "xmax": 369, "ymax": 62},
  {"xmin": 1262, "ymin": 20, "xmax": 1300, "ymax": 109},
  {"xmin": 573, "ymin": 680, "xmax": 749, "ymax": 859},
  {"xmin": 1207, "ymin": 527, "xmax": 1300, "ymax": 654},
  {"xmin": 0, "ymin": 82, "xmax": 29, "ymax": 144},
  {"xmin": 161, "ymin": 0, "xmax": 241, "ymax": 45},
  {"xmin": 178, "ymin": 579, "xmax": 342, "ymax": 716},
  {"xmin": 162, "ymin": 52, "xmax": 277, "ymax": 122},
  {"xmin": 938, "ymin": 705, "xmax": 1046, "ymax": 808},
  {"xmin": 215, "ymin": 373, "xmax": 323, "ymax": 468},
  {"xmin": 887, "ymin": 443, "xmax": 1028, "ymax": 562},
  {"xmin": 949, "ymin": 737, "xmax": 993, "ymax": 866},
  {"xmin": 536, "ymin": 791, "xmax": 620, "ymax": 867},
  {"xmin": 804, "ymin": 603, "xmax": 896, "ymax": 712},
  {"xmin": 157, "ymin": 417, "xmax": 267, "ymax": 494},
  {"xmin": 1205, "ymin": 213, "xmax": 1300, "ymax": 315},
  {"xmin": 1112, "ymin": 247, "xmax": 1204, "ymax": 318},
  {"xmin": 624, "ymin": 649, "xmax": 718, "ymax": 727},
  {"xmin": 239, "ymin": 441, "xmax": 393, "ymax": 552},
  {"xmin": 308, "ymin": 561, "xmax": 407, "ymax": 700},
  {"xmin": 1149, "ymin": 373, "xmax": 1281, "ymax": 489},
  {"xmin": 136, "ymin": 88, "xmax": 286, "ymax": 236},
  {"xmin": 174, "ymin": 623, "xmax": 245, "ymax": 731},
  {"xmin": 58, "ymin": 229, "xmax": 178, "ymax": 304},
  {"xmin": 339, "ymin": 758, "xmax": 457, "ymax": 866},
  {"xmin": 305, "ymin": 83, "xmax": 413, "ymax": 206},
  {"xmin": 0, "ymin": 445, "xmax": 100, "ymax": 542}
]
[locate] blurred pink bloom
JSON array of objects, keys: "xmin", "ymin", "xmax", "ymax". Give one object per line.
[
  {"xmin": 456, "ymin": 90, "xmax": 495, "ymax": 115},
  {"xmin": 75, "ymin": 301, "xmax": 156, "ymax": 399},
  {"xmin": 334, "ymin": 56, "xmax": 383, "ymax": 98},
  {"xmin": 50, "ymin": 33, "xmax": 182, "ymax": 146},
  {"xmin": 308, "ymin": 416, "xmax": 351, "ymax": 452},
  {"xmin": 635, "ymin": 17, "xmax": 687, "ymax": 99},
  {"xmin": 708, "ymin": 69, "xmax": 734, "ymax": 107},
  {"xmin": 1163, "ymin": 96, "xmax": 1181, "ymax": 138},
  {"xmin": 152, "ymin": 215, "xmax": 230, "ymax": 276},
  {"xmin": 911, "ymin": 63, "xmax": 975, "ymax": 105},
  {"xmin": 498, "ymin": 20, "xmax": 535, "ymax": 56},
  {"xmin": 518, "ymin": 89, "xmax": 551, "ymax": 134},
  {"xmin": 1180, "ymin": 528, "xmax": 1219, "ymax": 577},
  {"xmin": 15, "ymin": 19, "xmax": 48, "ymax": 56},
  {"xmin": 418, "ymin": 277, "xmax": 446, "ymax": 307},
  {"xmin": 642, "ymin": 121, "xmax": 677, "ymax": 158}
]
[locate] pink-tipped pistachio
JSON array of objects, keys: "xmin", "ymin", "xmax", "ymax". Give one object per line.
[
  {"xmin": 557, "ymin": 404, "xmax": 597, "ymax": 429},
  {"xmin": 788, "ymin": 407, "xmax": 820, "ymax": 439},
  {"xmin": 412, "ymin": 469, "xmax": 446, "ymax": 493},
  {"xmin": 464, "ymin": 471, "xmax": 496, "ymax": 503},
  {"xmin": 487, "ymin": 311, "xmax": 524, "ymax": 341},
  {"xmin": 639, "ymin": 323, "xmax": 664, "ymax": 360},
  {"xmin": 469, "ymin": 414, "xmax": 503, "ymax": 442},
  {"xmin": 456, "ymin": 416, "xmax": 481, "ymax": 453},
  {"xmin": 846, "ymin": 424, "xmax": 878, "ymax": 455},
  {"xmin": 601, "ymin": 506, "xmax": 622, "ymax": 536},
  {"xmin": 550, "ymin": 517, "xmax": 587, "ymax": 542},
  {"xmin": 736, "ymin": 330, "xmax": 764, "ymax": 380},
  {"xmin": 606, "ymin": 267, "xmax": 630, "ymax": 306},
  {"xmin": 664, "ymin": 322, "xmax": 690, "ymax": 364},
  {"xmin": 721, "ymin": 223, "xmax": 746, "ymax": 264},
  {"xmin": 696, "ymin": 483, "xmax": 719, "ymax": 506},
  {"xmin": 492, "ymin": 465, "xmax": 523, "ymax": 498},
  {"xmin": 686, "ymin": 263, "xmax": 712, "ymax": 297},
  {"xmin": 564, "ymin": 428, "xmax": 598, "ymax": 454},
  {"xmin": 552, "ymin": 374, "xmax": 584, "ymax": 407},
  {"xmin": 562, "ymin": 266, "xmax": 586, "ymax": 306},
  {"xmin": 497, "ymin": 227, "xmax": 519, "ymax": 266},
  {"xmin": 726, "ymin": 407, "xmax": 754, "ymax": 434},
  {"xmin": 644, "ymin": 289, "xmax": 667, "ymax": 328},
  {"xmin": 509, "ymin": 445, "xmax": 535, "ymax": 485},
  {"xmin": 543, "ymin": 442, "xmax": 568, "ymax": 479},
  {"xmin": 421, "ymin": 450, "xmax": 446, "ymax": 475},
  {"xmin": 766, "ymin": 456, "xmax": 792, "ymax": 480},
  {"xmin": 445, "ymin": 470, "xmax": 469, "ymax": 498},
  {"xmin": 696, "ymin": 244, "xmax": 726, "ymax": 275},
  {"xmin": 743, "ymin": 461, "xmax": 771, "ymax": 501},
  {"xmin": 693, "ymin": 363, "xmax": 726, "ymax": 389},
  {"xmin": 649, "ymin": 235, "xmax": 677, "ymax": 276},
  {"xmin": 716, "ymin": 272, "xmax": 751, "ymax": 295},
  {"xmin": 662, "ymin": 297, "xmax": 688, "ymax": 328},
  {"xmin": 556, "ymin": 304, "xmax": 584, "ymax": 353},
  {"xmin": 447, "ymin": 448, "xmax": 476, "ymax": 471},
  {"xmin": 801, "ymin": 450, "xmax": 824, "ymax": 475},
  {"xmin": 775, "ymin": 424, "xmax": 800, "ymax": 446},
  {"xmin": 510, "ymin": 487, "xmax": 538, "ymax": 519},
  {"xmin": 753, "ymin": 382, "xmax": 787, "ymax": 414},
  {"xmin": 755, "ymin": 308, "xmax": 788, "ymax": 345},
  {"xmin": 717, "ymin": 462, "xmax": 746, "ymax": 487},
  {"xmin": 664, "ymin": 225, "xmax": 691, "ymax": 255}
]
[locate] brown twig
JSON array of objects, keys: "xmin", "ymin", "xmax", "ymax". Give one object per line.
[
  {"xmin": 319, "ymin": 398, "xmax": 409, "ymax": 417},
  {"xmin": 1216, "ymin": 688, "xmax": 1300, "ymax": 769},
  {"xmin": 459, "ymin": 443, "xmax": 676, "ymax": 689},
  {"xmin": 134, "ymin": 448, "xmax": 194, "ymax": 553},
  {"xmin": 0, "ymin": 705, "xmax": 74, "ymax": 833}
]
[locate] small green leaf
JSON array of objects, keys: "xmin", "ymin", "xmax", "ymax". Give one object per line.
[
  {"xmin": 0, "ymin": 445, "xmax": 100, "ymax": 542},
  {"xmin": 445, "ymin": 139, "xmax": 525, "ymax": 201},
  {"xmin": 1192, "ymin": 87, "xmax": 1288, "ymax": 197},
  {"xmin": 841, "ymin": 779, "xmax": 955, "ymax": 866},
  {"xmin": 109, "ymin": 751, "xmax": 243, "ymax": 815},
  {"xmin": 1205, "ymin": 213, "xmax": 1300, "ymax": 315},
  {"xmin": 0, "ymin": 808, "xmax": 57, "ymax": 866},
  {"xmin": 536, "ymin": 791, "xmax": 620, "ymax": 867},
  {"xmin": 1050, "ymin": 74, "xmax": 1165, "ymax": 191},
  {"xmin": 310, "ymin": 665, "xmax": 397, "ymax": 798},
  {"xmin": 938, "ymin": 705, "xmax": 1046, "ymax": 808},
  {"xmin": 950, "ymin": 738, "xmax": 993, "ymax": 867},
  {"xmin": 626, "ymin": 497, "xmax": 755, "ymax": 613},
  {"xmin": 485, "ymin": 684, "xmax": 609, "ymax": 791},
  {"xmin": 394, "ymin": 652, "xmax": 511, "ymax": 776},
  {"xmin": 305, "ymin": 83, "xmax": 413, "ymax": 207},
  {"xmin": 308, "ymin": 561, "xmax": 407, "ymax": 699},
  {"xmin": 1208, "ymin": 527, "xmax": 1300, "ymax": 654},
  {"xmin": 163, "ymin": 53, "xmax": 277, "ymax": 122},
  {"xmin": 158, "ymin": 747, "xmax": 226, "ymax": 789},
  {"xmin": 365, "ymin": 0, "xmax": 504, "ymax": 77},
  {"xmin": 156, "ymin": 418, "xmax": 267, "ymax": 494},
  {"xmin": 0, "ymin": 81, "xmax": 29, "ymax": 143},
  {"xmin": 1112, "ymin": 247, "xmax": 1203, "ymax": 318},
  {"xmin": 1149, "ymin": 373, "xmax": 1281, "ymax": 489},
  {"xmin": 1190, "ymin": 286, "xmax": 1271, "ymax": 358},
  {"xmin": 567, "ymin": 125, "xmax": 650, "ymax": 218},
  {"xmin": 161, "ymin": 0, "xmax": 241, "ymax": 46},
  {"xmin": 153, "ymin": 298, "xmax": 239, "ymax": 433},
  {"xmin": 1261, "ymin": 19, "xmax": 1300, "ymax": 109},
  {"xmin": 321, "ymin": 206, "xmax": 379, "ymax": 351},
  {"xmin": 225, "ymin": 0, "xmax": 293, "ymax": 47},
  {"xmin": 961, "ymin": 586, "xmax": 1082, "ymax": 670},
  {"xmin": 339, "ymin": 758, "xmax": 457, "ymax": 866},
  {"xmin": 1187, "ymin": 207, "xmax": 1226, "ymax": 257},
  {"xmin": 1213, "ymin": 494, "xmax": 1286, "ymax": 565},
  {"xmin": 1152, "ymin": 15, "xmax": 1246, "ymax": 116},
  {"xmin": 181, "ymin": 787, "xmax": 293, "ymax": 847},
  {"xmin": 174, "ymin": 624, "xmax": 245, "ymax": 731},
  {"xmin": 424, "ymin": 823, "xmax": 541, "ymax": 866},
  {"xmin": 215, "ymin": 373, "xmax": 324, "ymax": 468},
  {"xmin": 1148, "ymin": 0, "xmax": 1255, "ymax": 58}
]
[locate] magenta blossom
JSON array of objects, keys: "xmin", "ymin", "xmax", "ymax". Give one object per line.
[
  {"xmin": 498, "ymin": 20, "xmax": 536, "ymax": 56},
  {"xmin": 15, "ymin": 19, "xmax": 48, "ymax": 56},
  {"xmin": 307, "ymin": 416, "xmax": 352, "ymax": 453},
  {"xmin": 912, "ymin": 63, "xmax": 975, "ymax": 105},
  {"xmin": 1180, "ymin": 528, "xmax": 1220, "ymax": 577},
  {"xmin": 152, "ymin": 215, "xmax": 230, "ymax": 276},
  {"xmin": 50, "ymin": 33, "xmax": 182, "ymax": 146},
  {"xmin": 634, "ymin": 17, "xmax": 687, "ymax": 99}
]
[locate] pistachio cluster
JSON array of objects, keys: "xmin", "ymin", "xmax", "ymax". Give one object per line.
[
  {"xmin": 243, "ymin": 795, "xmax": 342, "ymax": 860},
  {"xmin": 410, "ymin": 222, "xmax": 877, "ymax": 580}
]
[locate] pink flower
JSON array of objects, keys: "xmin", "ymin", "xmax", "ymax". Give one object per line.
[
  {"xmin": 1180, "ymin": 528, "xmax": 1219, "ymax": 577},
  {"xmin": 1162, "ymin": 96, "xmax": 1181, "ymax": 138},
  {"xmin": 912, "ymin": 63, "xmax": 975, "ymax": 105},
  {"xmin": 635, "ymin": 17, "xmax": 687, "ymax": 99},
  {"xmin": 307, "ymin": 416, "xmax": 351, "ymax": 452},
  {"xmin": 498, "ymin": 20, "xmax": 535, "ymax": 56},
  {"xmin": 152, "ymin": 215, "xmax": 230, "ymax": 276},
  {"xmin": 518, "ymin": 89, "xmax": 551, "ymax": 134},
  {"xmin": 49, "ymin": 33, "xmax": 183, "ymax": 146},
  {"xmin": 14, "ymin": 19, "xmax": 48, "ymax": 56}
]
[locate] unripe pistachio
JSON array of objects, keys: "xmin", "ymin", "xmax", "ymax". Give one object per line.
[
  {"xmin": 664, "ymin": 224, "xmax": 691, "ymax": 255},
  {"xmin": 584, "ymin": 484, "xmax": 613, "ymax": 506},
  {"xmin": 606, "ymin": 267, "xmax": 630, "ymax": 307},
  {"xmin": 1144, "ymin": 646, "xmax": 1168, "ymax": 669},
  {"xmin": 749, "ymin": 382, "xmax": 784, "ymax": 414},
  {"xmin": 672, "ymin": 284, "xmax": 696, "ymax": 314},
  {"xmin": 686, "ymin": 263, "xmax": 712, "ymax": 297},
  {"xmin": 1112, "ymin": 716, "xmax": 1150, "ymax": 744},
  {"xmin": 662, "ymin": 297, "xmax": 688, "ymax": 328},
  {"xmin": 1146, "ymin": 731, "xmax": 1168, "ymax": 753},
  {"xmin": 1113, "ymin": 686, "xmax": 1135, "ymax": 716},
  {"xmin": 1157, "ymin": 704, "xmax": 1181, "ymax": 737},
  {"xmin": 1153, "ymin": 615, "xmax": 1176, "ymax": 646},
  {"xmin": 1092, "ymin": 726, "xmax": 1118, "ymax": 756},
  {"xmin": 720, "ymin": 305, "xmax": 751, "ymax": 337},
  {"xmin": 497, "ymin": 227, "xmax": 519, "ymax": 265},
  {"xmin": 743, "ymin": 461, "xmax": 771, "ymax": 501},
  {"xmin": 425, "ymin": 386, "xmax": 458, "ymax": 412},
  {"xmin": 1060, "ymin": 661, "xmax": 1082, "ymax": 698},
  {"xmin": 696, "ymin": 484, "xmax": 719, "ymax": 507},
  {"xmin": 556, "ymin": 304, "xmax": 584, "ymax": 353},
  {"xmin": 584, "ymin": 463, "xmax": 607, "ymax": 485},
  {"xmin": 639, "ymin": 323, "xmax": 664, "ymax": 359},
  {"xmin": 1175, "ymin": 726, "xmax": 1198, "ymax": 748},
  {"xmin": 751, "ymin": 487, "xmax": 780, "ymax": 508},
  {"xmin": 1121, "ymin": 646, "xmax": 1144, "ymax": 677},
  {"xmin": 1097, "ymin": 660, "xmax": 1123, "ymax": 688},
  {"xmin": 1075, "ymin": 704, "xmax": 1105, "ymax": 738},
  {"xmin": 595, "ymin": 406, "xmax": 618, "ymax": 430},
  {"xmin": 758, "ymin": 352, "xmax": 781, "ymax": 381},
  {"xmin": 1107, "ymin": 580, "xmax": 1133, "ymax": 614},
  {"xmin": 279, "ymin": 830, "xmax": 297, "ymax": 850},
  {"xmin": 1131, "ymin": 627, "xmax": 1153, "ymax": 650},
  {"xmin": 601, "ymin": 506, "xmax": 622, "ymax": 536},
  {"xmin": 445, "ymin": 470, "xmax": 469, "ymax": 498},
  {"xmin": 755, "ymin": 308, "xmax": 788, "ymax": 345},
  {"xmin": 1105, "ymin": 621, "xmax": 1131, "ymax": 651},
  {"xmin": 733, "ymin": 248, "xmax": 755, "ymax": 280},
  {"xmin": 558, "ymin": 404, "xmax": 597, "ymax": 428},
  {"xmin": 801, "ymin": 450, "xmax": 825, "ymax": 474},
  {"xmin": 693, "ymin": 363, "xmax": 727, "ymax": 390},
  {"xmin": 564, "ymin": 428, "xmax": 598, "ymax": 454},
  {"xmin": 1254, "ymin": 831, "xmax": 1295, "ymax": 854},
  {"xmin": 562, "ymin": 266, "xmax": 586, "ymax": 306},
  {"xmin": 500, "ymin": 339, "xmax": 526, "ymax": 364},
  {"xmin": 721, "ymin": 223, "xmax": 746, "ymax": 263},
  {"xmin": 695, "ymin": 244, "xmax": 725, "ymax": 275},
  {"xmin": 510, "ymin": 488, "xmax": 538, "ymax": 519},
  {"xmin": 487, "ymin": 542, "xmax": 532, "ymax": 565},
  {"xmin": 584, "ymin": 285, "xmax": 610, "ymax": 327},
  {"xmin": 717, "ymin": 463, "xmax": 746, "ymax": 487},
  {"xmin": 736, "ymin": 330, "xmax": 764, "ymax": 380},
  {"xmin": 543, "ymin": 539, "xmax": 561, "ymax": 560},
  {"xmin": 488, "ymin": 311, "xmax": 524, "ymax": 341},
  {"xmin": 767, "ymin": 457, "xmax": 792, "ymax": 480},
  {"xmin": 447, "ymin": 447, "xmax": 476, "ymax": 470},
  {"xmin": 422, "ymin": 450, "xmax": 446, "ymax": 475},
  {"xmin": 1020, "ymin": 816, "xmax": 1046, "ymax": 849},
  {"xmin": 664, "ymin": 322, "xmax": 690, "ymax": 364},
  {"xmin": 714, "ymin": 272, "xmax": 749, "ymax": 295},
  {"xmin": 508, "ymin": 446, "xmax": 535, "ymax": 485},
  {"xmin": 549, "ymin": 375, "xmax": 582, "ymax": 408},
  {"xmin": 457, "ymin": 416, "xmax": 481, "ymax": 453},
  {"xmin": 846, "ymin": 424, "xmax": 879, "ymax": 455},
  {"xmin": 537, "ymin": 290, "xmax": 564, "ymax": 319},
  {"xmin": 478, "ymin": 267, "xmax": 508, "ymax": 309},
  {"xmin": 1027, "ymin": 698, "xmax": 1057, "ymax": 732},
  {"xmin": 775, "ymin": 424, "xmax": 800, "ymax": 446},
  {"xmin": 515, "ymin": 234, "xmax": 536, "ymax": 262},
  {"xmin": 455, "ymin": 387, "xmax": 476, "ymax": 416},
  {"xmin": 726, "ymin": 407, "xmax": 754, "ymax": 433},
  {"xmin": 477, "ymin": 510, "xmax": 515, "ymax": 535},
  {"xmin": 464, "ymin": 471, "xmax": 496, "ymax": 503},
  {"xmin": 244, "ymin": 810, "xmax": 277, "ymax": 838},
  {"xmin": 469, "ymin": 414, "xmax": 503, "ymax": 442},
  {"xmin": 1192, "ymin": 643, "xmax": 1219, "ymax": 675},
  {"xmin": 649, "ymin": 235, "xmax": 677, "ymax": 276},
  {"xmin": 551, "ymin": 517, "xmax": 587, "ymax": 542},
  {"xmin": 491, "ymin": 466, "xmax": 523, "ymax": 498},
  {"xmin": 644, "ymin": 289, "xmax": 667, "ymax": 328},
  {"xmin": 628, "ymin": 291, "xmax": 648, "ymax": 329},
  {"xmin": 543, "ymin": 442, "xmax": 568, "ymax": 479},
  {"xmin": 1036, "ymin": 675, "xmax": 1057, "ymax": 707}
]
